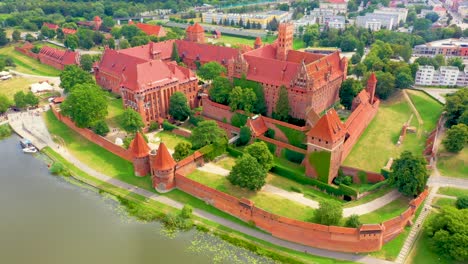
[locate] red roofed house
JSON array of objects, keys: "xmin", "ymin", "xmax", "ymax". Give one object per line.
[
  {"xmin": 186, "ymin": 23, "xmax": 205, "ymax": 43},
  {"xmin": 77, "ymin": 16, "xmax": 102, "ymax": 31},
  {"xmin": 38, "ymin": 46, "xmax": 80, "ymax": 70},
  {"xmin": 136, "ymin": 23, "xmax": 167, "ymax": 38},
  {"xmin": 43, "ymin": 22, "xmax": 59, "ymax": 30},
  {"xmin": 62, "ymin": 28, "xmax": 77, "ymax": 35}
]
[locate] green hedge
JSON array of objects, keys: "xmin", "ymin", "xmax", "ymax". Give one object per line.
[
  {"xmin": 162, "ymin": 120, "xmax": 177, "ymax": 131},
  {"xmin": 282, "ymin": 148, "xmax": 305, "ymax": 164},
  {"xmin": 366, "ymin": 180, "xmax": 388, "ymax": 192},
  {"xmin": 227, "ymin": 146, "xmax": 244, "ymax": 158},
  {"xmin": 231, "ymin": 113, "xmax": 248, "ymax": 128},
  {"xmin": 199, "ymin": 143, "xmax": 226, "ymax": 161},
  {"xmin": 380, "ymin": 168, "xmax": 391, "ymax": 179},
  {"xmin": 276, "ymin": 124, "xmax": 306, "ymax": 149},
  {"xmin": 308, "ymin": 151, "xmax": 331, "ymax": 183},
  {"xmin": 271, "ymin": 163, "xmax": 357, "ymax": 198}
]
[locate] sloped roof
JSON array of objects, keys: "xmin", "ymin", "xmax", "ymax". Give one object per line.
[
  {"xmin": 119, "ymin": 41, "xmax": 175, "ymax": 61},
  {"xmin": 307, "ymin": 109, "xmax": 346, "ymax": 143},
  {"xmin": 287, "ymin": 50, "xmax": 324, "ymax": 64},
  {"xmin": 247, "ymin": 116, "xmax": 268, "ymax": 137},
  {"xmin": 43, "ymin": 22, "xmax": 59, "ymax": 30},
  {"xmin": 243, "ymin": 54, "xmax": 300, "ymax": 86},
  {"xmin": 176, "ymin": 40, "xmax": 238, "ymax": 64},
  {"xmin": 39, "ymin": 46, "xmax": 78, "ymax": 65},
  {"xmin": 152, "ymin": 142, "xmax": 176, "ymax": 170},
  {"xmin": 129, "ymin": 132, "xmax": 151, "ymax": 158},
  {"xmin": 136, "ymin": 23, "xmax": 166, "ymax": 37},
  {"xmin": 62, "ymin": 28, "xmax": 77, "ymax": 35},
  {"xmin": 187, "ymin": 23, "xmax": 204, "ymax": 33}
]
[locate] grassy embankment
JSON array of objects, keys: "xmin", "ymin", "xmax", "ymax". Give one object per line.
[
  {"xmin": 437, "ymin": 146, "xmax": 468, "ymax": 179},
  {"xmin": 437, "ymin": 187, "xmax": 468, "ymax": 198},
  {"xmin": 344, "ymin": 90, "xmax": 443, "ymax": 172},
  {"xmin": 0, "ymin": 46, "xmax": 61, "ymax": 76},
  {"xmin": 41, "ymin": 136, "xmax": 354, "ymax": 264}
]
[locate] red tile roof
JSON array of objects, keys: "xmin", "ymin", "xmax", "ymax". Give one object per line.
[
  {"xmin": 39, "ymin": 46, "xmax": 79, "ymax": 65},
  {"xmin": 52, "ymin": 97, "xmax": 65, "ymax": 104},
  {"xmin": 119, "ymin": 41, "xmax": 175, "ymax": 61},
  {"xmin": 94, "ymin": 16, "xmax": 102, "ymax": 22},
  {"xmin": 254, "ymin": 37, "xmax": 262, "ymax": 46},
  {"xmin": 43, "ymin": 22, "xmax": 59, "ymax": 30},
  {"xmin": 307, "ymin": 109, "xmax": 346, "ymax": 143},
  {"xmin": 129, "ymin": 132, "xmax": 151, "ymax": 158},
  {"xmin": 136, "ymin": 23, "xmax": 166, "ymax": 37},
  {"xmin": 152, "ymin": 142, "xmax": 176, "ymax": 170},
  {"xmin": 243, "ymin": 54, "xmax": 300, "ymax": 86},
  {"xmin": 176, "ymin": 40, "xmax": 238, "ymax": 65},
  {"xmin": 186, "ymin": 23, "xmax": 204, "ymax": 33},
  {"xmin": 247, "ymin": 116, "xmax": 268, "ymax": 137},
  {"xmin": 62, "ymin": 28, "xmax": 77, "ymax": 35},
  {"xmin": 287, "ymin": 50, "xmax": 324, "ymax": 64}
]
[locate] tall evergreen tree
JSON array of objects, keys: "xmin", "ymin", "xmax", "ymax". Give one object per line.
[
  {"xmin": 275, "ymin": 85, "xmax": 290, "ymax": 121},
  {"xmin": 171, "ymin": 42, "xmax": 180, "ymax": 63}
]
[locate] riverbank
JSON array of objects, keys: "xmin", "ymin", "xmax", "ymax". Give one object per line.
[{"xmin": 42, "ymin": 147, "xmax": 356, "ymax": 264}]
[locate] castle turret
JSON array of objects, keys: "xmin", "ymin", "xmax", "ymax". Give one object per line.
[
  {"xmin": 150, "ymin": 142, "xmax": 177, "ymax": 192},
  {"xmin": 367, "ymin": 72, "xmax": 377, "ymax": 104},
  {"xmin": 185, "ymin": 23, "xmax": 205, "ymax": 43},
  {"xmin": 276, "ymin": 23, "xmax": 294, "ymax": 61},
  {"xmin": 254, "ymin": 37, "xmax": 262, "ymax": 49},
  {"xmin": 93, "ymin": 16, "xmax": 102, "ymax": 31},
  {"xmin": 129, "ymin": 132, "xmax": 151, "ymax": 176}
]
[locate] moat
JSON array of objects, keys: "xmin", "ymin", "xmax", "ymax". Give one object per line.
[{"xmin": 0, "ymin": 135, "xmax": 271, "ymax": 264}]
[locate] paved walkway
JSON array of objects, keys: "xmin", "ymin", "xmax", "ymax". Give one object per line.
[
  {"xmin": 8, "ymin": 109, "xmax": 53, "ymax": 150},
  {"xmin": 433, "ymin": 194, "xmax": 457, "ymax": 200},
  {"xmin": 413, "ymin": 87, "xmax": 459, "ymax": 104},
  {"xmin": 343, "ymin": 190, "xmax": 401, "ymax": 217}
]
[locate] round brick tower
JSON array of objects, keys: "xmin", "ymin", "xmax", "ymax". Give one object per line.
[
  {"xmin": 129, "ymin": 132, "xmax": 151, "ymax": 177},
  {"xmin": 150, "ymin": 142, "xmax": 176, "ymax": 193}
]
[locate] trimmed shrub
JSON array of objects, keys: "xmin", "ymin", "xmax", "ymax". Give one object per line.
[
  {"xmin": 49, "ymin": 162, "xmax": 69, "ymax": 176},
  {"xmin": 231, "ymin": 113, "xmax": 248, "ymax": 128},
  {"xmin": 283, "ymin": 148, "xmax": 305, "ymax": 164},
  {"xmin": 456, "ymin": 196, "xmax": 468, "ymax": 209},
  {"xmin": 199, "ymin": 142, "xmax": 226, "ymax": 161},
  {"xmin": 358, "ymin": 171, "xmax": 368, "ymax": 184},
  {"xmin": 162, "ymin": 120, "xmax": 177, "ymax": 131},
  {"xmin": 227, "ymin": 146, "xmax": 244, "ymax": 157},
  {"xmin": 148, "ymin": 121, "xmax": 159, "ymax": 132},
  {"xmin": 92, "ymin": 120, "xmax": 110, "ymax": 136},
  {"xmin": 264, "ymin": 128, "xmax": 275, "ymax": 139},
  {"xmin": 263, "ymin": 140, "xmax": 277, "ymax": 154},
  {"xmin": 345, "ymin": 214, "xmax": 361, "ymax": 228},
  {"xmin": 380, "ymin": 168, "xmax": 390, "ymax": 179},
  {"xmin": 189, "ymin": 114, "xmax": 204, "ymax": 126}
]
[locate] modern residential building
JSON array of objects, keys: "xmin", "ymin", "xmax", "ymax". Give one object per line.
[
  {"xmin": 413, "ymin": 39, "xmax": 468, "ymax": 58},
  {"xmin": 374, "ymin": 7, "xmax": 408, "ymax": 23},
  {"xmin": 202, "ymin": 10, "xmax": 289, "ymax": 29},
  {"xmin": 293, "ymin": 11, "xmax": 345, "ymax": 32},
  {"xmin": 415, "ymin": 65, "xmax": 467, "ymax": 86},
  {"xmin": 319, "ymin": 0, "xmax": 348, "ymax": 15},
  {"xmin": 356, "ymin": 13, "xmax": 397, "ymax": 31}
]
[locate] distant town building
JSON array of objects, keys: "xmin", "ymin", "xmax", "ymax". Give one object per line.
[
  {"xmin": 293, "ymin": 10, "xmax": 345, "ymax": 32},
  {"xmin": 356, "ymin": 13, "xmax": 398, "ymax": 31},
  {"xmin": 202, "ymin": 10, "xmax": 289, "ymax": 29},
  {"xmin": 415, "ymin": 65, "xmax": 468, "ymax": 86},
  {"xmin": 319, "ymin": 0, "xmax": 347, "ymax": 15},
  {"xmin": 374, "ymin": 7, "xmax": 408, "ymax": 23},
  {"xmin": 413, "ymin": 39, "xmax": 468, "ymax": 58}
]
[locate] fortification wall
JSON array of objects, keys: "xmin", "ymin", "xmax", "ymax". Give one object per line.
[
  {"xmin": 340, "ymin": 166, "xmax": 385, "ymax": 183},
  {"xmin": 15, "ymin": 46, "xmax": 39, "ymax": 60},
  {"xmin": 51, "ymin": 106, "xmax": 133, "ymax": 161}
]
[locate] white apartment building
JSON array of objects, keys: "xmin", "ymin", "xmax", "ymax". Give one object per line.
[
  {"xmin": 319, "ymin": 0, "xmax": 348, "ymax": 15},
  {"xmin": 356, "ymin": 13, "xmax": 396, "ymax": 31},
  {"xmin": 415, "ymin": 65, "xmax": 467, "ymax": 86},
  {"xmin": 374, "ymin": 7, "xmax": 408, "ymax": 23},
  {"xmin": 202, "ymin": 10, "xmax": 289, "ymax": 29},
  {"xmin": 293, "ymin": 10, "xmax": 345, "ymax": 32}
]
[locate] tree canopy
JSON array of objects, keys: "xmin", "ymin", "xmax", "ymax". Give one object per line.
[
  {"xmin": 169, "ymin": 92, "xmax": 191, "ymax": 121},
  {"xmin": 275, "ymin": 85, "xmax": 290, "ymax": 121},
  {"xmin": 60, "ymin": 65, "xmax": 94, "ymax": 93},
  {"xmin": 190, "ymin": 120, "xmax": 227, "ymax": 149},
  {"xmin": 314, "ymin": 200, "xmax": 343, "ymax": 226},
  {"xmin": 197, "ymin": 61, "xmax": 226, "ymax": 81},
  {"xmin": 60, "ymin": 83, "xmax": 108, "ymax": 128},
  {"xmin": 227, "ymin": 154, "xmax": 267, "ymax": 191},
  {"xmin": 445, "ymin": 88, "xmax": 468, "ymax": 127},
  {"xmin": 209, "ymin": 76, "xmax": 232, "ymax": 104},
  {"xmin": 173, "ymin": 141, "xmax": 192, "ymax": 161},
  {"xmin": 245, "ymin": 141, "xmax": 274, "ymax": 171},
  {"xmin": 0, "ymin": 94, "xmax": 10, "ymax": 113},
  {"xmin": 14, "ymin": 91, "xmax": 38, "ymax": 109},
  {"xmin": 120, "ymin": 108, "xmax": 144, "ymax": 133},
  {"xmin": 390, "ymin": 151, "xmax": 428, "ymax": 197},
  {"xmin": 237, "ymin": 126, "xmax": 251, "ymax": 146},
  {"xmin": 443, "ymin": 124, "xmax": 468, "ymax": 153},
  {"xmin": 339, "ymin": 79, "xmax": 363, "ymax": 109}
]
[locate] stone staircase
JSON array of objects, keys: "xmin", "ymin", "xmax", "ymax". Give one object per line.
[{"xmin": 395, "ymin": 187, "xmax": 438, "ymax": 264}]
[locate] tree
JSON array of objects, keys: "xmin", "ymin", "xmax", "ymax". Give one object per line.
[
  {"xmin": 390, "ymin": 151, "xmax": 428, "ymax": 197},
  {"xmin": 426, "ymin": 207, "xmax": 468, "ymax": 261},
  {"xmin": 60, "ymin": 65, "xmax": 94, "ymax": 93},
  {"xmin": 171, "ymin": 42, "xmax": 180, "ymax": 63},
  {"xmin": 425, "ymin": 12, "xmax": 440, "ymax": 23},
  {"xmin": 413, "ymin": 18, "xmax": 432, "ymax": 31},
  {"xmin": 0, "ymin": 94, "xmax": 10, "ymax": 113},
  {"xmin": 169, "ymin": 92, "xmax": 191, "ymax": 121},
  {"xmin": 314, "ymin": 200, "xmax": 343, "ymax": 226},
  {"xmin": 119, "ymin": 39, "xmax": 130, "ymax": 49},
  {"xmin": 13, "ymin": 91, "xmax": 27, "ymax": 109},
  {"xmin": 191, "ymin": 120, "xmax": 227, "ymax": 149},
  {"xmin": 209, "ymin": 76, "xmax": 231, "ymax": 104},
  {"xmin": 374, "ymin": 71, "xmax": 396, "ymax": 99},
  {"xmin": 104, "ymin": 37, "xmax": 116, "ymax": 49},
  {"xmin": 241, "ymin": 88, "xmax": 257, "ymax": 114},
  {"xmin": 197, "ymin": 61, "xmax": 226, "ymax": 81},
  {"xmin": 24, "ymin": 91, "xmax": 39, "ymax": 107},
  {"xmin": 229, "ymin": 86, "xmax": 243, "ymax": 111},
  {"xmin": 275, "ymin": 85, "xmax": 290, "ymax": 121},
  {"xmin": 345, "ymin": 214, "xmax": 361, "ymax": 228},
  {"xmin": 120, "ymin": 108, "xmax": 144, "ymax": 133},
  {"xmin": 92, "ymin": 120, "xmax": 110, "ymax": 136},
  {"xmin": 173, "ymin": 142, "xmax": 192, "ymax": 161},
  {"xmin": 60, "ymin": 83, "xmax": 108, "ymax": 128},
  {"xmin": 353, "ymin": 63, "xmax": 367, "ymax": 78},
  {"xmin": 444, "ymin": 88, "xmax": 468, "ymax": 127},
  {"xmin": 456, "ymin": 196, "xmax": 468, "ymax": 209},
  {"xmin": 12, "ymin": 30, "xmax": 20, "ymax": 42},
  {"xmin": 0, "ymin": 28, "xmax": 8, "ymax": 46},
  {"xmin": 245, "ymin": 141, "xmax": 274, "ymax": 171},
  {"xmin": 351, "ymin": 53, "xmax": 361, "ymax": 64},
  {"xmin": 339, "ymin": 79, "xmax": 363, "ymax": 109},
  {"xmin": 40, "ymin": 25, "xmax": 56, "ymax": 39},
  {"xmin": 56, "ymin": 28, "xmax": 64, "ymax": 40},
  {"xmin": 102, "ymin": 16, "xmax": 115, "ymax": 28},
  {"xmin": 237, "ymin": 126, "xmax": 251, "ymax": 146},
  {"xmin": 227, "ymin": 154, "xmax": 267, "ymax": 191},
  {"xmin": 443, "ymin": 124, "xmax": 468, "ymax": 153},
  {"xmin": 64, "ymin": 34, "xmax": 79, "ymax": 51},
  {"xmin": 80, "ymin": 54, "xmax": 94, "ymax": 72},
  {"xmin": 395, "ymin": 72, "xmax": 414, "ymax": 89},
  {"xmin": 448, "ymin": 57, "xmax": 465, "ymax": 71}
]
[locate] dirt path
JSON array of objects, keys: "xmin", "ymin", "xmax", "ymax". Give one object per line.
[{"xmin": 403, "ymin": 90, "xmax": 423, "ymax": 137}]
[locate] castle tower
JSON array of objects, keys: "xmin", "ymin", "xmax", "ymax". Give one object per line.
[
  {"xmin": 129, "ymin": 132, "xmax": 151, "ymax": 176},
  {"xmin": 305, "ymin": 109, "xmax": 346, "ymax": 184},
  {"xmin": 276, "ymin": 23, "xmax": 294, "ymax": 61},
  {"xmin": 254, "ymin": 37, "xmax": 263, "ymax": 49},
  {"xmin": 185, "ymin": 23, "xmax": 205, "ymax": 43},
  {"xmin": 93, "ymin": 16, "xmax": 102, "ymax": 31},
  {"xmin": 150, "ymin": 142, "xmax": 177, "ymax": 193},
  {"xmin": 367, "ymin": 72, "xmax": 377, "ymax": 104}
]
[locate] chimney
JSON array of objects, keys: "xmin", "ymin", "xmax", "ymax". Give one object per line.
[{"xmin": 367, "ymin": 72, "xmax": 377, "ymax": 104}]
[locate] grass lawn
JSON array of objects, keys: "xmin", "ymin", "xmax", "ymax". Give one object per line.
[
  {"xmin": 358, "ymin": 197, "xmax": 410, "ymax": 224},
  {"xmin": 432, "ymin": 197, "xmax": 456, "ymax": 207},
  {"xmin": 0, "ymin": 77, "xmax": 35, "ymax": 100},
  {"xmin": 212, "ymin": 34, "xmax": 256, "ymax": 46},
  {"xmin": 343, "ymin": 90, "xmax": 440, "ymax": 172},
  {"xmin": 344, "ymin": 185, "xmax": 393, "ymax": 208},
  {"xmin": 370, "ymin": 227, "xmax": 409, "ymax": 260},
  {"xmin": 437, "ymin": 187, "xmax": 468, "ymax": 198},
  {"xmin": 153, "ymin": 131, "xmax": 191, "ymax": 150},
  {"xmin": 0, "ymin": 46, "xmax": 61, "ymax": 76},
  {"xmin": 105, "ymin": 97, "xmax": 125, "ymax": 128},
  {"xmin": 406, "ymin": 90, "xmax": 443, "ymax": 133},
  {"xmin": 44, "ymin": 109, "xmax": 154, "ymax": 190},
  {"xmin": 437, "ymin": 146, "xmax": 468, "ymax": 179},
  {"xmin": 187, "ymin": 169, "xmax": 316, "ymax": 221},
  {"xmin": 213, "ymin": 156, "xmax": 236, "ymax": 170}
]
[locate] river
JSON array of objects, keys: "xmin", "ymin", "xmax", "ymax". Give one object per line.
[{"xmin": 0, "ymin": 135, "xmax": 272, "ymax": 264}]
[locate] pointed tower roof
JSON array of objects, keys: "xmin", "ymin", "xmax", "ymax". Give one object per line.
[
  {"xmin": 152, "ymin": 142, "xmax": 176, "ymax": 170},
  {"xmin": 368, "ymin": 72, "xmax": 377, "ymax": 84},
  {"xmin": 307, "ymin": 109, "xmax": 346, "ymax": 143},
  {"xmin": 254, "ymin": 37, "xmax": 262, "ymax": 46},
  {"xmin": 188, "ymin": 23, "xmax": 204, "ymax": 33},
  {"xmin": 129, "ymin": 132, "xmax": 150, "ymax": 158}
]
